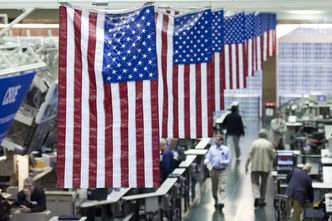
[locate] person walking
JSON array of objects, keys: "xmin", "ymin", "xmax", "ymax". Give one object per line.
[
  {"xmin": 270, "ymin": 110, "xmax": 287, "ymax": 150},
  {"xmin": 222, "ymin": 104, "xmax": 245, "ymax": 159},
  {"xmin": 245, "ymin": 129, "xmax": 275, "ymax": 207},
  {"xmin": 285, "ymin": 164, "xmax": 314, "ymax": 221},
  {"xmin": 204, "ymin": 133, "xmax": 232, "ymax": 212}
]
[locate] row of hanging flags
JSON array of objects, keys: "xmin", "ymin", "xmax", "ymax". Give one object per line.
[{"xmin": 57, "ymin": 3, "xmax": 277, "ymax": 188}]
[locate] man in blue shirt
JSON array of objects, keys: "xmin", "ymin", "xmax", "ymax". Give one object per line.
[{"xmin": 205, "ymin": 133, "xmax": 232, "ymax": 211}]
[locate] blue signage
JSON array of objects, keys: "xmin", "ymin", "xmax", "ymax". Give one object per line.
[{"xmin": 0, "ymin": 71, "xmax": 36, "ymax": 144}]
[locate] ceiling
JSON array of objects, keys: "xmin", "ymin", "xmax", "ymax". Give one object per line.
[{"xmin": 1, "ymin": 0, "xmax": 332, "ymax": 22}]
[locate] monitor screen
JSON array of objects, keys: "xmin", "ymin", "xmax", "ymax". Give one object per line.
[{"xmin": 277, "ymin": 152, "xmax": 294, "ymax": 166}]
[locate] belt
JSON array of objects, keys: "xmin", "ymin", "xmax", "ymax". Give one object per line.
[{"xmin": 213, "ymin": 167, "xmax": 226, "ymax": 171}]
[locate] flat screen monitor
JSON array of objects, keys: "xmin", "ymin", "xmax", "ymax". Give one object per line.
[
  {"xmin": 277, "ymin": 152, "xmax": 294, "ymax": 167},
  {"xmin": 319, "ymin": 106, "xmax": 330, "ymax": 118}
]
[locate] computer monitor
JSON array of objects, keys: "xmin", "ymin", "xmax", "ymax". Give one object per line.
[{"xmin": 277, "ymin": 152, "xmax": 295, "ymax": 174}]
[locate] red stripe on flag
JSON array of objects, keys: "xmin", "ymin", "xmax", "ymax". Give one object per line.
[
  {"xmin": 228, "ymin": 46, "xmax": 233, "ymax": 89},
  {"xmin": 195, "ymin": 64, "xmax": 202, "ymax": 138},
  {"xmin": 161, "ymin": 14, "xmax": 169, "ymax": 138},
  {"xmin": 207, "ymin": 60, "xmax": 213, "ymax": 136},
  {"xmin": 235, "ymin": 44, "xmax": 240, "ymax": 89},
  {"xmin": 73, "ymin": 9, "xmax": 82, "ymax": 187},
  {"xmin": 220, "ymin": 52, "xmax": 225, "ymax": 110},
  {"xmin": 252, "ymin": 40, "xmax": 255, "ymax": 76},
  {"xmin": 267, "ymin": 31, "xmax": 270, "ymax": 58},
  {"xmin": 87, "ymin": 12, "xmax": 98, "ymax": 188},
  {"xmin": 184, "ymin": 65, "xmax": 190, "ymax": 138},
  {"xmin": 150, "ymin": 79, "xmax": 160, "ymax": 186},
  {"xmin": 136, "ymin": 81, "xmax": 145, "ymax": 186},
  {"xmin": 104, "ymin": 84, "xmax": 113, "ymax": 187},
  {"xmin": 173, "ymin": 64, "xmax": 179, "ymax": 138},
  {"xmin": 57, "ymin": 6, "xmax": 67, "ymax": 187},
  {"xmin": 243, "ymin": 43, "xmax": 247, "ymax": 88},
  {"xmin": 119, "ymin": 83, "xmax": 129, "ymax": 187},
  {"xmin": 210, "ymin": 53, "xmax": 215, "ymax": 113}
]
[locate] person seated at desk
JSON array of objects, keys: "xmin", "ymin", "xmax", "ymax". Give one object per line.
[{"xmin": 17, "ymin": 177, "xmax": 46, "ymax": 213}]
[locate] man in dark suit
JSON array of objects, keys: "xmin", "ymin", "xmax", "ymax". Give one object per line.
[
  {"xmin": 17, "ymin": 177, "xmax": 46, "ymax": 213},
  {"xmin": 285, "ymin": 164, "xmax": 314, "ymax": 221},
  {"xmin": 222, "ymin": 104, "xmax": 245, "ymax": 159}
]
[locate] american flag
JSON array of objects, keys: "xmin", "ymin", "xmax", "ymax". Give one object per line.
[
  {"xmin": 156, "ymin": 9, "xmax": 214, "ymax": 138},
  {"xmin": 269, "ymin": 13, "xmax": 277, "ymax": 57},
  {"xmin": 253, "ymin": 12, "xmax": 262, "ymax": 71},
  {"xmin": 244, "ymin": 13, "xmax": 255, "ymax": 77},
  {"xmin": 261, "ymin": 13, "xmax": 269, "ymax": 62},
  {"xmin": 210, "ymin": 10, "xmax": 225, "ymax": 111},
  {"xmin": 224, "ymin": 13, "xmax": 245, "ymax": 89},
  {"xmin": 58, "ymin": 4, "xmax": 160, "ymax": 188}
]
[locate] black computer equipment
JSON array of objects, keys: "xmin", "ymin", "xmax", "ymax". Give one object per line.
[
  {"xmin": 87, "ymin": 188, "xmax": 108, "ymax": 200},
  {"xmin": 276, "ymin": 152, "xmax": 295, "ymax": 174}
]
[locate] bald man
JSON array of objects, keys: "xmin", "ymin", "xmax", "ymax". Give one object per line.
[{"xmin": 285, "ymin": 164, "xmax": 314, "ymax": 221}]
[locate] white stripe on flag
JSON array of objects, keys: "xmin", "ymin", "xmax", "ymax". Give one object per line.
[
  {"xmin": 127, "ymin": 82, "xmax": 137, "ymax": 187},
  {"xmin": 231, "ymin": 44, "xmax": 237, "ymax": 89},
  {"xmin": 238, "ymin": 44, "xmax": 244, "ymax": 89},
  {"xmin": 189, "ymin": 64, "xmax": 196, "ymax": 138},
  {"xmin": 201, "ymin": 63, "xmax": 208, "ymax": 137},
  {"xmin": 156, "ymin": 13, "xmax": 163, "ymax": 137},
  {"xmin": 224, "ymin": 44, "xmax": 230, "ymax": 89},
  {"xmin": 80, "ymin": 11, "xmax": 90, "ymax": 188},
  {"xmin": 112, "ymin": 84, "xmax": 121, "ymax": 187},
  {"xmin": 269, "ymin": 30, "xmax": 273, "ymax": 56},
  {"xmin": 214, "ymin": 52, "xmax": 220, "ymax": 110},
  {"xmin": 64, "ymin": 7, "xmax": 75, "ymax": 188},
  {"xmin": 95, "ymin": 13, "xmax": 106, "ymax": 188},
  {"xmin": 256, "ymin": 36, "xmax": 262, "ymax": 71},
  {"xmin": 263, "ymin": 32, "xmax": 267, "ymax": 61},
  {"xmin": 248, "ymin": 39, "xmax": 252, "ymax": 77},
  {"xmin": 178, "ymin": 64, "xmax": 185, "ymax": 138},
  {"xmin": 143, "ymin": 80, "xmax": 153, "ymax": 187},
  {"xmin": 167, "ymin": 16, "xmax": 174, "ymax": 137}
]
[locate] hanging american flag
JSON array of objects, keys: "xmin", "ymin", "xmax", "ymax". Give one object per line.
[
  {"xmin": 58, "ymin": 4, "xmax": 160, "ymax": 188},
  {"xmin": 268, "ymin": 13, "xmax": 277, "ymax": 57},
  {"xmin": 156, "ymin": 9, "xmax": 214, "ymax": 138},
  {"xmin": 224, "ymin": 12, "xmax": 245, "ymax": 89},
  {"xmin": 244, "ymin": 13, "xmax": 255, "ymax": 77},
  {"xmin": 253, "ymin": 12, "xmax": 262, "ymax": 71},
  {"xmin": 261, "ymin": 13, "xmax": 270, "ymax": 62},
  {"xmin": 210, "ymin": 10, "xmax": 225, "ymax": 111}
]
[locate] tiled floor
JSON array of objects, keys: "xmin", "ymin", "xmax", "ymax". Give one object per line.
[{"xmin": 184, "ymin": 120, "xmax": 277, "ymax": 221}]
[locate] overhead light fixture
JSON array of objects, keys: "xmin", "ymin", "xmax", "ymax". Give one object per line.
[{"xmin": 92, "ymin": 1, "xmax": 109, "ymax": 6}]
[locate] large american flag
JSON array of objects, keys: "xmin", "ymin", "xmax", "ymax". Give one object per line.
[
  {"xmin": 224, "ymin": 12, "xmax": 245, "ymax": 89},
  {"xmin": 244, "ymin": 13, "xmax": 255, "ymax": 77},
  {"xmin": 253, "ymin": 13, "xmax": 262, "ymax": 71},
  {"xmin": 156, "ymin": 9, "xmax": 214, "ymax": 138},
  {"xmin": 210, "ymin": 10, "xmax": 225, "ymax": 111},
  {"xmin": 58, "ymin": 4, "xmax": 160, "ymax": 188}
]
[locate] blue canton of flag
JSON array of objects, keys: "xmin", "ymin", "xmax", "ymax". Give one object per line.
[
  {"xmin": 245, "ymin": 13, "xmax": 255, "ymax": 40},
  {"xmin": 269, "ymin": 14, "xmax": 277, "ymax": 30},
  {"xmin": 224, "ymin": 13, "xmax": 245, "ymax": 44},
  {"xmin": 102, "ymin": 5, "xmax": 157, "ymax": 83},
  {"xmin": 253, "ymin": 13, "xmax": 262, "ymax": 37},
  {"xmin": 173, "ymin": 9, "xmax": 212, "ymax": 64},
  {"xmin": 260, "ymin": 13, "xmax": 269, "ymax": 32},
  {"xmin": 212, "ymin": 10, "xmax": 224, "ymax": 52}
]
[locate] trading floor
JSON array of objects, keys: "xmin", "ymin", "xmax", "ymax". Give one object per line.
[{"xmin": 185, "ymin": 119, "xmax": 277, "ymax": 221}]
